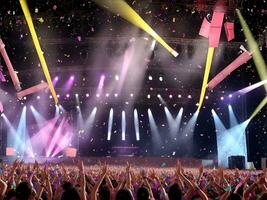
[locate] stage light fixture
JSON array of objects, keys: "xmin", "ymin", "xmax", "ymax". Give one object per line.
[
  {"xmin": 178, "ymin": 94, "xmax": 182, "ymax": 98},
  {"xmin": 66, "ymin": 94, "xmax": 70, "ymax": 98},
  {"xmin": 148, "ymin": 75, "xmax": 153, "ymax": 80},
  {"xmin": 188, "ymin": 95, "xmax": 192, "ymax": 99},
  {"xmin": 159, "ymin": 76, "xmax": 163, "ymax": 82},
  {"xmin": 114, "ymin": 93, "xmax": 118, "ymax": 97},
  {"xmin": 86, "ymin": 93, "xmax": 89, "ymax": 97},
  {"xmin": 147, "ymin": 94, "xmax": 151, "ymax": 99}
]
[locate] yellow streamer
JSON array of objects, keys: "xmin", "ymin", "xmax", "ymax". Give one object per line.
[
  {"xmin": 93, "ymin": 0, "xmax": 178, "ymax": 57},
  {"xmin": 249, "ymin": 97, "xmax": 267, "ymax": 121},
  {"xmin": 19, "ymin": 0, "xmax": 58, "ymax": 104},
  {"xmin": 197, "ymin": 47, "xmax": 214, "ymax": 111},
  {"xmin": 236, "ymin": 9, "xmax": 267, "ymax": 92}
]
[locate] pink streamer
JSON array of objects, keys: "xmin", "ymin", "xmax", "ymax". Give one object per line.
[
  {"xmin": 199, "ymin": 18, "xmax": 210, "ymax": 38},
  {"xmin": 16, "ymin": 82, "xmax": 48, "ymax": 99},
  {"xmin": 209, "ymin": 11, "xmax": 225, "ymax": 48},
  {"xmin": 224, "ymin": 22, "xmax": 235, "ymax": 42},
  {"xmin": 0, "ymin": 66, "xmax": 6, "ymax": 82},
  {"xmin": 0, "ymin": 39, "xmax": 21, "ymax": 91},
  {"xmin": 208, "ymin": 51, "xmax": 252, "ymax": 90},
  {"xmin": 0, "ymin": 101, "xmax": 3, "ymax": 113}
]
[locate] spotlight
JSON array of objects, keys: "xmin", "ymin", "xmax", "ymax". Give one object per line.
[
  {"xmin": 130, "ymin": 93, "xmax": 134, "ymax": 97},
  {"xmin": 169, "ymin": 94, "xmax": 173, "ymax": 99},
  {"xmin": 66, "ymin": 94, "xmax": 70, "ymax": 98},
  {"xmin": 157, "ymin": 94, "xmax": 161, "ymax": 98},
  {"xmin": 148, "ymin": 75, "xmax": 153, "ymax": 80},
  {"xmin": 159, "ymin": 76, "xmax": 163, "ymax": 82},
  {"xmin": 178, "ymin": 94, "xmax": 182, "ymax": 98},
  {"xmin": 75, "ymin": 94, "xmax": 79, "ymax": 97},
  {"xmin": 49, "ymin": 95, "xmax": 53, "ymax": 99},
  {"xmin": 55, "ymin": 76, "xmax": 59, "ymax": 81},
  {"xmin": 188, "ymin": 95, "xmax": 192, "ymax": 99},
  {"xmin": 23, "ymin": 96, "xmax": 27, "ymax": 100},
  {"xmin": 114, "ymin": 93, "xmax": 118, "ymax": 97},
  {"xmin": 36, "ymin": 96, "xmax": 40, "ymax": 100},
  {"xmin": 96, "ymin": 94, "xmax": 100, "ymax": 98},
  {"xmin": 106, "ymin": 93, "xmax": 110, "ymax": 97},
  {"xmin": 86, "ymin": 93, "xmax": 89, "ymax": 97},
  {"xmin": 76, "ymin": 105, "xmax": 80, "ymax": 109},
  {"xmin": 220, "ymin": 96, "xmax": 224, "ymax": 100},
  {"xmin": 56, "ymin": 94, "xmax": 60, "ymax": 98},
  {"xmin": 0, "ymin": 113, "xmax": 4, "ymax": 117},
  {"xmin": 228, "ymin": 94, "xmax": 232, "ymax": 98},
  {"xmin": 147, "ymin": 94, "xmax": 151, "ymax": 99},
  {"xmin": 205, "ymin": 96, "xmax": 209, "ymax": 99},
  {"xmin": 70, "ymin": 76, "xmax": 74, "ymax": 80},
  {"xmin": 115, "ymin": 75, "xmax": 119, "ymax": 81}
]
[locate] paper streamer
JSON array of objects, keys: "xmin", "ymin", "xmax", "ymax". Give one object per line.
[
  {"xmin": 207, "ymin": 51, "xmax": 252, "ymax": 90},
  {"xmin": 209, "ymin": 11, "xmax": 224, "ymax": 48},
  {"xmin": 199, "ymin": 18, "xmax": 210, "ymax": 38},
  {"xmin": 0, "ymin": 101, "xmax": 3, "ymax": 113},
  {"xmin": 224, "ymin": 22, "xmax": 235, "ymax": 41},
  {"xmin": 0, "ymin": 39, "xmax": 21, "ymax": 91},
  {"xmin": 236, "ymin": 9, "xmax": 267, "ymax": 92},
  {"xmin": 249, "ymin": 97, "xmax": 267, "ymax": 121},
  {"xmin": 0, "ymin": 66, "xmax": 6, "ymax": 82},
  {"xmin": 93, "ymin": 0, "xmax": 178, "ymax": 57},
  {"xmin": 19, "ymin": 0, "xmax": 58, "ymax": 104},
  {"xmin": 197, "ymin": 47, "xmax": 214, "ymax": 111},
  {"xmin": 17, "ymin": 82, "xmax": 48, "ymax": 99}
]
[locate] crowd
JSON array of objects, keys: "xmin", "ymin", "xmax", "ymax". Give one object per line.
[{"xmin": 0, "ymin": 160, "xmax": 266, "ymax": 200}]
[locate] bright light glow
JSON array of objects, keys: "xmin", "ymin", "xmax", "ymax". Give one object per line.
[
  {"xmin": 212, "ymin": 109, "xmax": 248, "ymax": 168},
  {"xmin": 235, "ymin": 80, "xmax": 267, "ymax": 95},
  {"xmin": 122, "ymin": 111, "xmax": 126, "ymax": 141},
  {"xmin": 165, "ymin": 107, "xmax": 183, "ymax": 137},
  {"xmin": 134, "ymin": 109, "xmax": 140, "ymax": 141},
  {"xmin": 148, "ymin": 75, "xmax": 153, "ymax": 80},
  {"xmin": 86, "ymin": 93, "xmax": 89, "ymax": 97},
  {"xmin": 70, "ymin": 75, "xmax": 74, "ymax": 80},
  {"xmin": 114, "ymin": 93, "xmax": 118, "ymax": 97},
  {"xmin": 106, "ymin": 93, "xmax": 109, "ymax": 97},
  {"xmin": 151, "ymin": 40, "xmax": 156, "ymax": 51},
  {"xmin": 188, "ymin": 95, "xmax": 192, "ymax": 99},
  {"xmin": 66, "ymin": 94, "xmax": 70, "ymax": 98},
  {"xmin": 107, "ymin": 108, "xmax": 114, "ymax": 140},
  {"xmin": 96, "ymin": 93, "xmax": 100, "ymax": 98},
  {"xmin": 115, "ymin": 75, "xmax": 119, "ymax": 81},
  {"xmin": 130, "ymin": 93, "xmax": 134, "ymax": 97},
  {"xmin": 220, "ymin": 96, "xmax": 224, "ymax": 100},
  {"xmin": 36, "ymin": 96, "xmax": 40, "ymax": 99},
  {"xmin": 169, "ymin": 94, "xmax": 173, "ymax": 99},
  {"xmin": 147, "ymin": 94, "xmax": 151, "ymax": 99},
  {"xmin": 159, "ymin": 76, "xmax": 163, "ymax": 82},
  {"xmin": 148, "ymin": 109, "xmax": 161, "ymax": 147},
  {"xmin": 178, "ymin": 94, "xmax": 182, "ymax": 98}
]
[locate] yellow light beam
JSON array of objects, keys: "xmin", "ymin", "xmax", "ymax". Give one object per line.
[
  {"xmin": 197, "ymin": 47, "xmax": 214, "ymax": 111},
  {"xmin": 93, "ymin": 0, "xmax": 178, "ymax": 57},
  {"xmin": 249, "ymin": 97, "xmax": 267, "ymax": 121},
  {"xmin": 236, "ymin": 9, "xmax": 267, "ymax": 92},
  {"xmin": 19, "ymin": 0, "xmax": 58, "ymax": 104}
]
